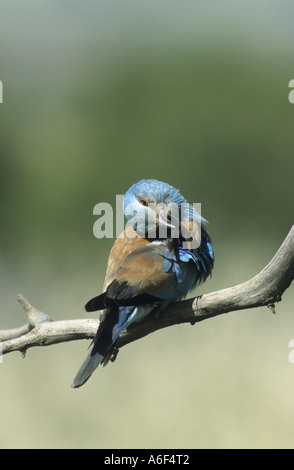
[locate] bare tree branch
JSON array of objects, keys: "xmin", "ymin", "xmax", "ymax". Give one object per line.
[
  {"xmin": 1, "ymin": 226, "xmax": 293, "ymax": 358},
  {"xmin": 0, "ymin": 294, "xmax": 53, "ymax": 342}
]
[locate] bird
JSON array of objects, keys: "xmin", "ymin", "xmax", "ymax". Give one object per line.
[{"xmin": 72, "ymin": 179, "xmax": 214, "ymax": 388}]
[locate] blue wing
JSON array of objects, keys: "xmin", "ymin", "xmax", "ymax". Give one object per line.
[{"xmin": 72, "ymin": 227, "xmax": 214, "ymax": 388}]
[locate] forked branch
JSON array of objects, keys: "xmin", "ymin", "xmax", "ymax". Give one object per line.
[{"xmin": 1, "ymin": 226, "xmax": 293, "ymax": 358}]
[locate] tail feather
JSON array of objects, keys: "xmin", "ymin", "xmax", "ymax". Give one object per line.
[
  {"xmin": 71, "ymin": 347, "xmax": 104, "ymax": 388},
  {"xmin": 72, "ymin": 305, "xmax": 120, "ymax": 388},
  {"xmin": 71, "ymin": 304, "xmax": 154, "ymax": 388}
]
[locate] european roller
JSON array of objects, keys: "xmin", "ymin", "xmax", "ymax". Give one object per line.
[{"xmin": 72, "ymin": 179, "xmax": 214, "ymax": 388}]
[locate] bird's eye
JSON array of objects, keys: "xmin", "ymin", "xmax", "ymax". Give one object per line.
[{"xmin": 139, "ymin": 199, "xmax": 148, "ymax": 207}]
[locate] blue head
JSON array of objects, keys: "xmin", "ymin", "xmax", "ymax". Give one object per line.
[
  {"xmin": 123, "ymin": 179, "xmax": 205, "ymax": 246},
  {"xmin": 123, "ymin": 179, "xmax": 183, "ymax": 236}
]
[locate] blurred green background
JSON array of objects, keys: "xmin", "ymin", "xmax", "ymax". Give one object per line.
[{"xmin": 0, "ymin": 1, "xmax": 294, "ymax": 449}]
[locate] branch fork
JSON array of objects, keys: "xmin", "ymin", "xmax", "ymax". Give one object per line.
[{"xmin": 1, "ymin": 226, "xmax": 293, "ymax": 359}]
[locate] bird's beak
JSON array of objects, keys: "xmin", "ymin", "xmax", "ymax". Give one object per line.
[{"xmin": 157, "ymin": 207, "xmax": 176, "ymax": 230}]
